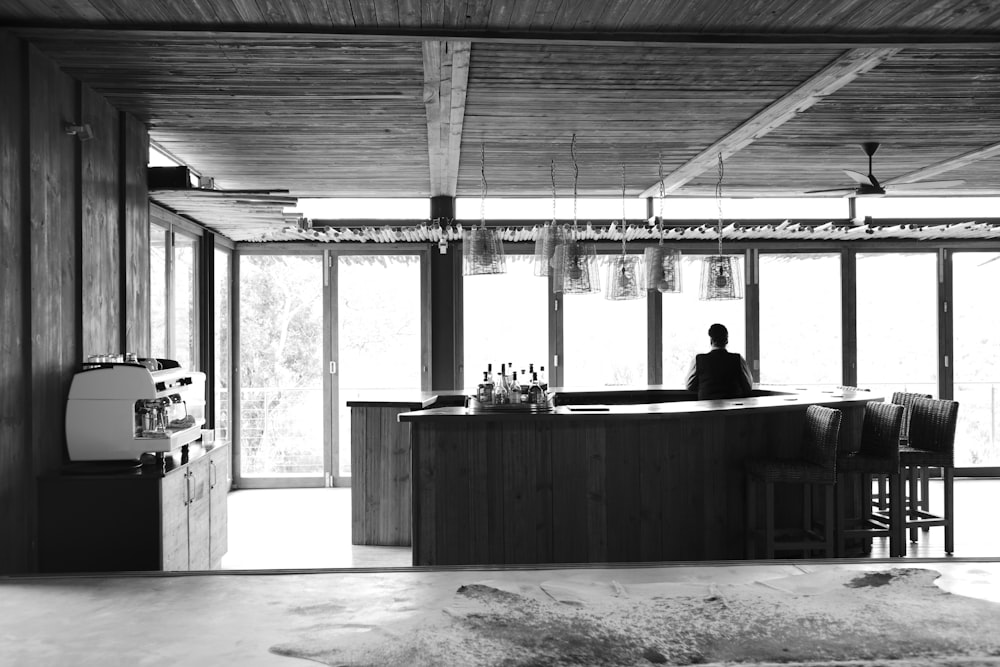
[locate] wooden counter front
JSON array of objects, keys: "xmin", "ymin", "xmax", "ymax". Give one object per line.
[{"xmin": 400, "ymin": 389, "xmax": 872, "ymax": 566}]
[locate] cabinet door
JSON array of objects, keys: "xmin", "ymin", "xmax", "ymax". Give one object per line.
[
  {"xmin": 161, "ymin": 469, "xmax": 190, "ymax": 571},
  {"xmin": 209, "ymin": 444, "xmax": 230, "ymax": 567},
  {"xmin": 187, "ymin": 457, "xmax": 212, "ymax": 570}
]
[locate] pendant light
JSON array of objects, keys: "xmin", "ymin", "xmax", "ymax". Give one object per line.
[
  {"xmin": 533, "ymin": 159, "xmax": 564, "ymax": 277},
  {"xmin": 462, "ymin": 143, "xmax": 506, "ymax": 276},
  {"xmin": 553, "ymin": 134, "xmax": 600, "ymax": 294},
  {"xmin": 699, "ymin": 153, "xmax": 743, "ymax": 301},
  {"xmin": 605, "ymin": 163, "xmax": 645, "ymax": 300},
  {"xmin": 644, "ymin": 152, "xmax": 682, "ymax": 293}
]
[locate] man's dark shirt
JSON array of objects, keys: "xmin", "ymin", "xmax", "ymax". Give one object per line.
[{"xmin": 685, "ymin": 348, "xmax": 753, "ymax": 400}]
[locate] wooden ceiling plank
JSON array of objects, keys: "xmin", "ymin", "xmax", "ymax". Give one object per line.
[
  {"xmin": 885, "ymin": 141, "xmax": 1000, "ymax": 185},
  {"xmin": 638, "ymin": 46, "xmax": 902, "ymax": 198}
]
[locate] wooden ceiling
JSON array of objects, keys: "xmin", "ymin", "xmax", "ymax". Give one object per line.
[{"xmin": 4, "ymin": 0, "xmax": 1000, "ymax": 236}]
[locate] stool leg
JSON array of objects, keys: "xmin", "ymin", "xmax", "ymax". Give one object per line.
[
  {"xmin": 920, "ymin": 467, "xmax": 931, "ymax": 531},
  {"xmin": 802, "ymin": 484, "xmax": 812, "ymax": 558},
  {"xmin": 888, "ymin": 470, "xmax": 904, "ymax": 557},
  {"xmin": 944, "ymin": 467, "xmax": 954, "ymax": 555},
  {"xmin": 765, "ymin": 481, "xmax": 775, "ymax": 559},
  {"xmin": 908, "ymin": 466, "xmax": 919, "ymax": 543},
  {"xmin": 836, "ymin": 473, "xmax": 847, "ymax": 558},
  {"xmin": 875, "ymin": 474, "xmax": 887, "ymax": 510},
  {"xmin": 823, "ymin": 484, "xmax": 834, "ymax": 558},
  {"xmin": 746, "ymin": 477, "xmax": 756, "ymax": 559}
]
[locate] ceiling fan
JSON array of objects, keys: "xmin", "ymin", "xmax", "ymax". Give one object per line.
[{"xmin": 806, "ymin": 142, "xmax": 965, "ymax": 197}]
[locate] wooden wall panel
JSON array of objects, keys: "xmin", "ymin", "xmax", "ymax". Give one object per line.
[
  {"xmin": 29, "ymin": 44, "xmax": 78, "ymax": 477},
  {"xmin": 80, "ymin": 84, "xmax": 120, "ymax": 357},
  {"xmin": 123, "ymin": 113, "xmax": 149, "ymax": 354},
  {"xmin": 0, "ymin": 30, "xmax": 32, "ymax": 574}
]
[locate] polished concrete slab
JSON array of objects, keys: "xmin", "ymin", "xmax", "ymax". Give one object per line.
[{"xmin": 3, "ymin": 559, "xmax": 1000, "ymax": 666}]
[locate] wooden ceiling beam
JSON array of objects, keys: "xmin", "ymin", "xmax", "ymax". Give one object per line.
[
  {"xmin": 886, "ymin": 141, "xmax": 1000, "ymax": 185},
  {"xmin": 12, "ymin": 26, "xmax": 1000, "ymax": 50},
  {"xmin": 423, "ymin": 40, "xmax": 470, "ymax": 197},
  {"xmin": 638, "ymin": 47, "xmax": 902, "ymax": 199}
]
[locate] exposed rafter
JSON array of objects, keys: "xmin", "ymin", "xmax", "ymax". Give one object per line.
[
  {"xmin": 423, "ymin": 40, "xmax": 470, "ymax": 197},
  {"xmin": 639, "ymin": 47, "xmax": 901, "ymax": 199},
  {"xmin": 886, "ymin": 141, "xmax": 1000, "ymax": 185}
]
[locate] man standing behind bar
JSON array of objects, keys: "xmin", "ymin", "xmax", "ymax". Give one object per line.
[{"xmin": 685, "ymin": 323, "xmax": 753, "ymax": 400}]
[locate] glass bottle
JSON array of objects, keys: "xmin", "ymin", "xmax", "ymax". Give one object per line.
[
  {"xmin": 539, "ymin": 365, "xmax": 548, "ymax": 391},
  {"xmin": 528, "ymin": 372, "xmax": 543, "ymax": 405},
  {"xmin": 509, "ymin": 371, "xmax": 522, "ymax": 403}
]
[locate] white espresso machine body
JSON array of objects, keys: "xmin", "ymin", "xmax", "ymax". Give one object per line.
[{"xmin": 65, "ymin": 363, "xmax": 206, "ymax": 461}]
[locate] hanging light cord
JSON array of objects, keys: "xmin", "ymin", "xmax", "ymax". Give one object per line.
[
  {"xmin": 480, "ymin": 143, "xmax": 487, "ymax": 229},
  {"xmin": 715, "ymin": 152, "xmax": 724, "ymax": 256},
  {"xmin": 658, "ymin": 152, "xmax": 665, "ymax": 245},
  {"xmin": 620, "ymin": 162, "xmax": 628, "ymax": 256},
  {"xmin": 551, "ymin": 159, "xmax": 557, "ymax": 224},
  {"xmin": 571, "ymin": 133, "xmax": 579, "ymax": 235}
]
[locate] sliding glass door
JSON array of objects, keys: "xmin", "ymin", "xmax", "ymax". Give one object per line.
[
  {"xmin": 953, "ymin": 251, "xmax": 1000, "ymax": 467},
  {"xmin": 236, "ymin": 252, "xmax": 326, "ymax": 487},
  {"xmin": 335, "ymin": 251, "xmax": 427, "ymax": 481},
  {"xmin": 234, "ymin": 248, "xmax": 428, "ymax": 488}
]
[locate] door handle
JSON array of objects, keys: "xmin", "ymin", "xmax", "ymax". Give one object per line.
[
  {"xmin": 210, "ymin": 460, "xmax": 216, "ymax": 489},
  {"xmin": 330, "ymin": 361, "xmax": 337, "ymax": 374}
]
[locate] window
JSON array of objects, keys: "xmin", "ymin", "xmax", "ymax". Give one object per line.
[
  {"xmin": 855, "ymin": 252, "xmax": 938, "ymax": 398},
  {"xmin": 149, "ymin": 218, "xmax": 199, "ymax": 370},
  {"xmin": 214, "ymin": 246, "xmax": 232, "ymax": 444},
  {"xmin": 759, "ymin": 253, "xmax": 842, "ymax": 387},
  {"xmin": 149, "ymin": 224, "xmax": 168, "ymax": 359},
  {"xmin": 562, "ymin": 254, "xmax": 647, "ymax": 387},
  {"xmin": 952, "ymin": 251, "xmax": 1000, "ymax": 467},
  {"xmin": 337, "ymin": 253, "xmax": 423, "ymax": 477},
  {"xmin": 463, "ymin": 254, "xmax": 549, "ymax": 390},
  {"xmin": 662, "ymin": 254, "xmax": 746, "ymax": 388}
]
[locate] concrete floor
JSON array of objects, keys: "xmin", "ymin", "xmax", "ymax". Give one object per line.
[
  {"xmin": 3, "ymin": 559, "xmax": 1000, "ymax": 666},
  {"xmin": 221, "ymin": 479, "xmax": 1000, "ymax": 570}
]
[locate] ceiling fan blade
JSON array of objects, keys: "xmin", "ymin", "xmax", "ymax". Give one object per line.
[
  {"xmin": 844, "ymin": 170, "xmax": 875, "ymax": 186},
  {"xmin": 805, "ymin": 187, "xmax": 856, "ymax": 194},
  {"xmin": 885, "ymin": 179, "xmax": 966, "ymax": 191}
]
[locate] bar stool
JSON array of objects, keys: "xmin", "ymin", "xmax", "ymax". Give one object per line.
[
  {"xmin": 873, "ymin": 392, "xmax": 931, "ymax": 510},
  {"xmin": 900, "ymin": 397, "xmax": 959, "ymax": 554},
  {"xmin": 835, "ymin": 401, "xmax": 904, "ymax": 557},
  {"xmin": 746, "ymin": 405, "xmax": 842, "ymax": 559}
]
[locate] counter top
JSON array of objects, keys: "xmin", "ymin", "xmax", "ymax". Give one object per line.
[
  {"xmin": 399, "ymin": 387, "xmax": 879, "ymax": 423},
  {"xmin": 345, "ymin": 389, "xmax": 467, "ymax": 409}
]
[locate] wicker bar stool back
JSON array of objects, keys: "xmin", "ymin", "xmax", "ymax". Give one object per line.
[
  {"xmin": 746, "ymin": 405, "xmax": 842, "ymax": 559},
  {"xmin": 835, "ymin": 401, "xmax": 904, "ymax": 557},
  {"xmin": 901, "ymin": 397, "xmax": 959, "ymax": 553}
]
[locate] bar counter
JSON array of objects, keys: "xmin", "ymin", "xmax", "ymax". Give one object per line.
[{"xmin": 398, "ymin": 386, "xmax": 874, "ymax": 566}]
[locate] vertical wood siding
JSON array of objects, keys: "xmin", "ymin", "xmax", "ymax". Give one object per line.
[
  {"xmin": 81, "ymin": 85, "xmax": 120, "ymax": 357},
  {"xmin": 0, "ymin": 31, "xmax": 31, "ymax": 574}
]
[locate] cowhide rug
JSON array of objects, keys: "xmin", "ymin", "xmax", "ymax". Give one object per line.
[{"xmin": 270, "ymin": 568, "xmax": 1000, "ymax": 666}]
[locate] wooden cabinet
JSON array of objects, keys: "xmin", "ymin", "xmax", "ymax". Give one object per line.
[{"xmin": 38, "ymin": 443, "xmax": 230, "ymax": 573}]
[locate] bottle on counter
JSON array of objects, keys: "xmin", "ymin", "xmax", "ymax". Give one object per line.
[
  {"xmin": 528, "ymin": 372, "xmax": 544, "ymax": 405},
  {"xmin": 477, "ymin": 371, "xmax": 494, "ymax": 404},
  {"xmin": 509, "ymin": 371, "xmax": 522, "ymax": 403},
  {"xmin": 539, "ymin": 365, "xmax": 548, "ymax": 391},
  {"xmin": 495, "ymin": 364, "xmax": 509, "ymax": 404}
]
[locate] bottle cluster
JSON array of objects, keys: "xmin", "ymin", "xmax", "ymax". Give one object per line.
[{"xmin": 476, "ymin": 362, "xmax": 549, "ymax": 406}]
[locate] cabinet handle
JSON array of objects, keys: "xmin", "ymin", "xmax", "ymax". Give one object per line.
[
  {"xmin": 209, "ymin": 460, "xmax": 216, "ymax": 489},
  {"xmin": 185, "ymin": 471, "xmax": 192, "ymax": 506}
]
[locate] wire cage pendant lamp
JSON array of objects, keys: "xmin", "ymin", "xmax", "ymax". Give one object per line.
[
  {"xmin": 533, "ymin": 159, "xmax": 565, "ymax": 277},
  {"xmin": 699, "ymin": 153, "xmax": 743, "ymax": 301},
  {"xmin": 644, "ymin": 152, "xmax": 682, "ymax": 294},
  {"xmin": 553, "ymin": 134, "xmax": 600, "ymax": 295},
  {"xmin": 462, "ymin": 143, "xmax": 506, "ymax": 276},
  {"xmin": 605, "ymin": 163, "xmax": 645, "ymax": 300}
]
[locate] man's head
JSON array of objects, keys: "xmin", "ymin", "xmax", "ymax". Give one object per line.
[{"xmin": 708, "ymin": 323, "xmax": 728, "ymax": 347}]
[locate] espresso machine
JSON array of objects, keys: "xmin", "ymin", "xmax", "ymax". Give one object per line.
[{"xmin": 65, "ymin": 358, "xmax": 206, "ymax": 461}]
